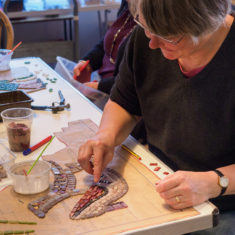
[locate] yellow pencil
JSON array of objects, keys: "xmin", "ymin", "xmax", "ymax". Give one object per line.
[{"xmin": 121, "ymin": 144, "xmax": 142, "ymax": 160}]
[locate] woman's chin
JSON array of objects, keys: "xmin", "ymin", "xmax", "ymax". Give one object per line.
[{"xmin": 161, "ymin": 49, "xmax": 178, "ymax": 60}]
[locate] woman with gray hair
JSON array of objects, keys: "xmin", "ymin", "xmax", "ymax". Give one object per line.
[{"xmin": 78, "ymin": 0, "xmax": 235, "ymax": 233}]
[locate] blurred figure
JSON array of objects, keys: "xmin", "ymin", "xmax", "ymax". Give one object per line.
[{"xmin": 73, "ymin": 0, "xmax": 135, "ymax": 94}]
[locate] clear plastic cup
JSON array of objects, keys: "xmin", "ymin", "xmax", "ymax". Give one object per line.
[
  {"xmin": 0, "ymin": 49, "xmax": 13, "ymax": 71},
  {"xmin": 1, "ymin": 107, "xmax": 33, "ymax": 152},
  {"xmin": 0, "ymin": 143, "xmax": 16, "ymax": 181},
  {"xmin": 8, "ymin": 160, "xmax": 51, "ymax": 194}
]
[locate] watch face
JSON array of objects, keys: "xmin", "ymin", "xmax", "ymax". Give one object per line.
[{"xmin": 220, "ymin": 176, "xmax": 229, "ymax": 187}]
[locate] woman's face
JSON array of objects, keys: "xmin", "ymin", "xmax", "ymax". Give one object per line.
[
  {"xmin": 137, "ymin": 12, "xmax": 199, "ymax": 60},
  {"xmin": 146, "ymin": 32, "xmax": 194, "ymax": 60}
]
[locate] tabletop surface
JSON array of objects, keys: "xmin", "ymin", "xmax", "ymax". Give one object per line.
[{"xmin": 0, "ymin": 57, "xmax": 217, "ymax": 235}]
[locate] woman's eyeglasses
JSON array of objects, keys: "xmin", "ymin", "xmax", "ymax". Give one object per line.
[{"xmin": 134, "ymin": 14, "xmax": 184, "ymax": 45}]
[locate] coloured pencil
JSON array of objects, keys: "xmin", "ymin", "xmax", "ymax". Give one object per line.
[
  {"xmin": 23, "ymin": 135, "xmax": 52, "ymax": 156},
  {"xmin": 27, "ymin": 136, "xmax": 55, "ymax": 175},
  {"xmin": 121, "ymin": 144, "xmax": 142, "ymax": 160}
]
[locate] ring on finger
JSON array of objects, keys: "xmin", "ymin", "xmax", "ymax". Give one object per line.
[{"xmin": 175, "ymin": 196, "xmax": 180, "ymax": 203}]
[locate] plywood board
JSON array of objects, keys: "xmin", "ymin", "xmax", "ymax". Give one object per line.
[{"xmin": 0, "ymin": 120, "xmax": 199, "ymax": 235}]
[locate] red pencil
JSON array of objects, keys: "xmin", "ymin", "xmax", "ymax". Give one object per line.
[
  {"xmin": 79, "ymin": 60, "xmax": 90, "ymax": 73},
  {"xmin": 23, "ymin": 135, "xmax": 53, "ymax": 156}
]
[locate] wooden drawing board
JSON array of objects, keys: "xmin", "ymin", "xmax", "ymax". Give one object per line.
[
  {"xmin": 0, "ymin": 150, "xmax": 199, "ymax": 235},
  {"xmin": 0, "ymin": 58, "xmax": 216, "ymax": 234},
  {"xmin": 1, "ymin": 120, "xmax": 201, "ymax": 235}
]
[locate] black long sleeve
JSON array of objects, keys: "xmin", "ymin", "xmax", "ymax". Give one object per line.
[
  {"xmin": 82, "ymin": 39, "xmax": 105, "ymax": 72},
  {"xmin": 97, "ymin": 34, "xmax": 130, "ymax": 94}
]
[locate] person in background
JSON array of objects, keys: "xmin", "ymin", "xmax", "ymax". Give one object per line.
[
  {"xmin": 78, "ymin": 0, "xmax": 235, "ymax": 234},
  {"xmin": 74, "ymin": 0, "xmax": 146, "ymax": 144},
  {"xmin": 73, "ymin": 0, "xmax": 136, "ymax": 94}
]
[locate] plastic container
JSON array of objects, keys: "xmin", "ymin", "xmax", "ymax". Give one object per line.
[
  {"xmin": 0, "ymin": 49, "xmax": 13, "ymax": 71},
  {"xmin": 8, "ymin": 160, "xmax": 51, "ymax": 194},
  {"xmin": 0, "ymin": 91, "xmax": 34, "ymax": 122},
  {"xmin": 55, "ymin": 56, "xmax": 109, "ymax": 110},
  {"xmin": 55, "ymin": 56, "xmax": 75, "ymax": 82},
  {"xmin": 0, "ymin": 143, "xmax": 16, "ymax": 178},
  {"xmin": 1, "ymin": 107, "xmax": 33, "ymax": 152},
  {"xmin": 55, "ymin": 56, "xmax": 101, "ymax": 82}
]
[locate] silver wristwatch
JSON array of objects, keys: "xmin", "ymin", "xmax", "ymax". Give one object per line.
[{"xmin": 213, "ymin": 169, "xmax": 229, "ymax": 196}]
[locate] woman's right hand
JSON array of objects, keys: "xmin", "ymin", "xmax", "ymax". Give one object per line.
[
  {"xmin": 78, "ymin": 132, "xmax": 115, "ymax": 183},
  {"xmin": 73, "ymin": 60, "xmax": 92, "ymax": 83},
  {"xmin": 78, "ymin": 100, "xmax": 138, "ymax": 183}
]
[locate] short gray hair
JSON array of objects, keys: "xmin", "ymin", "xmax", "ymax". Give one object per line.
[{"xmin": 131, "ymin": 0, "xmax": 231, "ymax": 38}]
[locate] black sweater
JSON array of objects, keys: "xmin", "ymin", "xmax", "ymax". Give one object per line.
[{"xmin": 110, "ymin": 18, "xmax": 235, "ymax": 211}]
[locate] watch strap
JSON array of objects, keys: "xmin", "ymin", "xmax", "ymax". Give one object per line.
[{"xmin": 213, "ymin": 169, "xmax": 226, "ymax": 196}]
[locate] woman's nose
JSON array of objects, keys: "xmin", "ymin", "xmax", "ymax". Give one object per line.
[
  {"xmin": 149, "ymin": 36, "xmax": 162, "ymax": 49},
  {"xmin": 144, "ymin": 29, "xmax": 162, "ymax": 49}
]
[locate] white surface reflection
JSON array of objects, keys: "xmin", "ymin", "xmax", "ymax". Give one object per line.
[{"xmin": 24, "ymin": 0, "xmax": 71, "ymax": 11}]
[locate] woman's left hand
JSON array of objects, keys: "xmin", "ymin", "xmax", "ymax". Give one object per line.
[{"xmin": 156, "ymin": 170, "xmax": 220, "ymax": 209}]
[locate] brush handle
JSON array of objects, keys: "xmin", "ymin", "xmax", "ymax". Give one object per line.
[{"xmin": 8, "ymin": 41, "xmax": 22, "ymax": 55}]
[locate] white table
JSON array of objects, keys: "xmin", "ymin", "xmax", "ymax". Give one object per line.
[{"xmin": 0, "ymin": 57, "xmax": 218, "ymax": 235}]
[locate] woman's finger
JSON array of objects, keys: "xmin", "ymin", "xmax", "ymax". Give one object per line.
[{"xmin": 78, "ymin": 143, "xmax": 94, "ymax": 175}]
